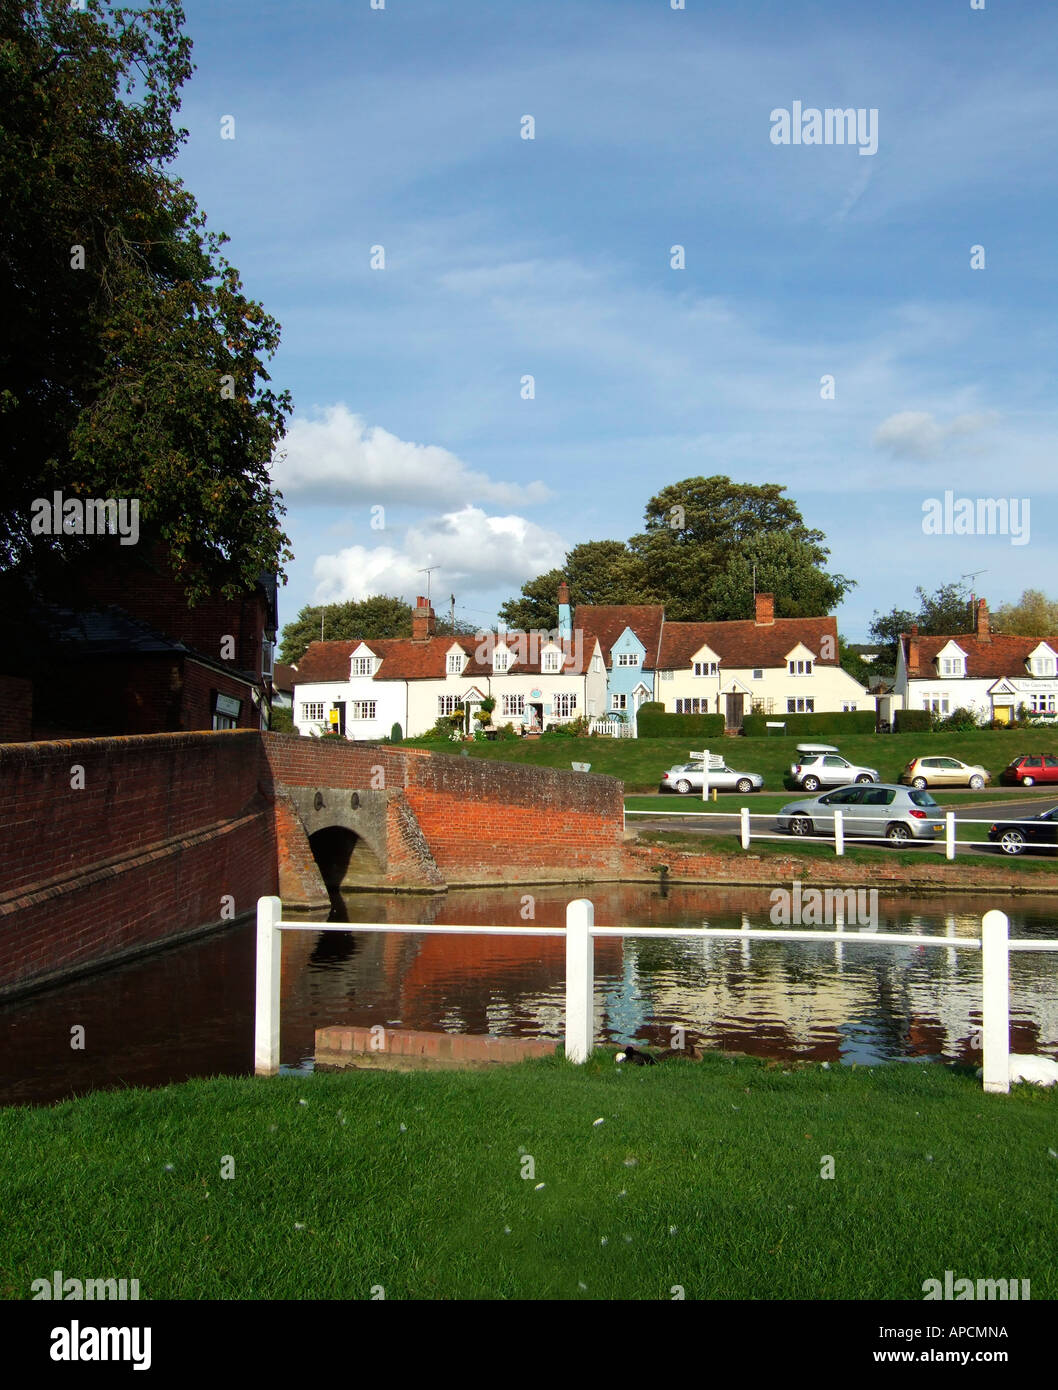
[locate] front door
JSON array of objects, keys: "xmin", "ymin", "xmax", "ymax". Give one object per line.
[
  {"xmin": 332, "ymin": 702, "xmax": 346, "ymax": 736},
  {"xmin": 725, "ymin": 693, "xmax": 744, "ymax": 730}
]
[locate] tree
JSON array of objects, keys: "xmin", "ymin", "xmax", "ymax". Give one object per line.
[
  {"xmin": 1, "ymin": 0, "xmax": 292, "ymax": 667},
  {"xmin": 992, "ymin": 589, "xmax": 1058, "ymax": 636},
  {"xmin": 280, "ymin": 597, "xmax": 414, "ymax": 665},
  {"xmin": 869, "ymin": 582, "xmax": 973, "ymax": 671},
  {"xmin": 499, "ymin": 540, "xmax": 651, "ymax": 631},
  {"xmin": 704, "ymin": 532, "xmax": 854, "ymax": 622}
]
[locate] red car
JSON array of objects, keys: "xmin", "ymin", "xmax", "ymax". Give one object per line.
[{"xmin": 999, "ymin": 755, "xmax": 1058, "ymax": 787}]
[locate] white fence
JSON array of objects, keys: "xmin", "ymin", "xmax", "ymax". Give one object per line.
[
  {"xmin": 625, "ymin": 804, "xmax": 1058, "ymax": 860},
  {"xmin": 255, "ymin": 897, "xmax": 1058, "ymax": 1094},
  {"xmin": 589, "ymin": 718, "xmax": 634, "ymax": 738}
]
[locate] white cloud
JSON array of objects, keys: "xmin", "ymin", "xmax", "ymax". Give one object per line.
[
  {"xmin": 311, "ymin": 505, "xmax": 567, "ymax": 606},
  {"xmin": 873, "ymin": 410, "xmax": 998, "ymax": 460},
  {"xmin": 273, "ymin": 404, "xmax": 551, "ymax": 507}
]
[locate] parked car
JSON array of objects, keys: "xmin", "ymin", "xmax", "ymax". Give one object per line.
[
  {"xmin": 784, "ymin": 744, "xmax": 879, "ymax": 793},
  {"xmin": 776, "ymin": 783, "xmax": 944, "ymax": 842},
  {"xmin": 900, "ymin": 756, "xmax": 990, "ymax": 790},
  {"xmin": 999, "ymin": 755, "xmax": 1058, "ymax": 787},
  {"xmin": 660, "ymin": 761, "xmax": 764, "ymax": 794},
  {"xmin": 987, "ymin": 805, "xmax": 1058, "ymax": 855}
]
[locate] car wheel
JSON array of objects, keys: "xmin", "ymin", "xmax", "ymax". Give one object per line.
[
  {"xmin": 736, "ymin": 778, "xmax": 752, "ymax": 794},
  {"xmin": 789, "ymin": 817, "xmax": 813, "ymax": 836},
  {"xmin": 969, "ymin": 775, "xmax": 984, "ymax": 790},
  {"xmin": 1022, "ymin": 776, "xmax": 1035, "ymax": 787},
  {"xmin": 855, "ymin": 773, "xmax": 874, "ymax": 784},
  {"xmin": 886, "ymin": 823, "xmax": 911, "ymax": 842},
  {"xmin": 911, "ymin": 776, "xmax": 927, "ymax": 790},
  {"xmin": 802, "ymin": 776, "xmax": 820, "ymax": 792},
  {"xmin": 675, "ymin": 779, "xmax": 692, "ymax": 794},
  {"xmin": 1000, "ymin": 830, "xmax": 1026, "ymax": 856}
]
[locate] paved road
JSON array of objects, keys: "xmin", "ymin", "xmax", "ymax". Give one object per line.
[{"xmin": 627, "ymin": 794, "xmax": 1058, "ymax": 859}]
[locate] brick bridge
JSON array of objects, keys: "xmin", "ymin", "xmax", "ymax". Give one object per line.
[{"xmin": 0, "ymin": 731, "xmax": 624, "ymax": 998}]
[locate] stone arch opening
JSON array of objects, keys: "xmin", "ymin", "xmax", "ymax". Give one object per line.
[{"xmin": 308, "ymin": 825, "xmax": 385, "ymax": 889}]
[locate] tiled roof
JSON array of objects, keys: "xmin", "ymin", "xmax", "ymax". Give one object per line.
[
  {"xmin": 273, "ymin": 662, "xmax": 297, "ymax": 693},
  {"xmin": 903, "ymin": 633, "xmax": 1058, "ymax": 680},
  {"xmin": 573, "ymin": 605, "xmax": 665, "ymax": 669},
  {"xmin": 657, "ymin": 616, "xmax": 840, "ymax": 670},
  {"xmin": 295, "ymin": 631, "xmax": 595, "ymax": 684}
]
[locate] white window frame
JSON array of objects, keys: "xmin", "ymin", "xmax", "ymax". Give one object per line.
[
  {"xmin": 788, "ymin": 660, "xmax": 813, "ymax": 676},
  {"xmin": 351, "ymin": 656, "xmax": 373, "ymax": 677},
  {"xmin": 693, "ymin": 661, "xmax": 719, "ymax": 677},
  {"xmin": 493, "ymin": 650, "xmax": 510, "ymax": 673},
  {"xmin": 552, "ymin": 692, "xmax": 577, "ymax": 718},
  {"xmin": 502, "ymin": 694, "xmax": 524, "ymax": 717},
  {"xmin": 350, "ymin": 701, "xmax": 376, "ymax": 720},
  {"xmin": 542, "ymin": 649, "xmax": 562, "ymax": 673},
  {"xmin": 940, "ymin": 657, "xmax": 964, "ymax": 677},
  {"xmin": 752, "ymin": 668, "xmax": 763, "ymax": 681},
  {"xmin": 787, "ymin": 697, "xmax": 815, "ymax": 713},
  {"xmin": 616, "ymin": 652, "xmax": 638, "ymax": 667},
  {"xmin": 438, "ymin": 695, "xmax": 461, "ymax": 716},
  {"xmin": 612, "ymin": 693, "xmax": 628, "ymax": 711},
  {"xmin": 447, "ymin": 652, "xmax": 464, "ymax": 675},
  {"xmin": 301, "ymin": 702, "xmax": 325, "ymax": 722}
]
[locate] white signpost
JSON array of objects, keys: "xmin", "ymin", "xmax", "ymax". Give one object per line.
[{"xmin": 690, "ymin": 750, "xmax": 725, "ymax": 803}]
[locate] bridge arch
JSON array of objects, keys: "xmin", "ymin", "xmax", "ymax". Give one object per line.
[{"xmin": 307, "ymin": 824, "xmax": 385, "ymax": 889}]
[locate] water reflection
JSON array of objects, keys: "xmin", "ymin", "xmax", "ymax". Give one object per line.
[{"xmin": 2, "ymin": 883, "xmax": 1056, "ymax": 1107}]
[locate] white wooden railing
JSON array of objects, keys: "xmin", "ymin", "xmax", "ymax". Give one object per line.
[
  {"xmin": 255, "ymin": 897, "xmax": 1058, "ymax": 1094},
  {"xmin": 589, "ymin": 718, "xmax": 634, "ymax": 738}
]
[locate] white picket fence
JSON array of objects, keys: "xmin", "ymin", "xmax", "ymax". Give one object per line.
[
  {"xmin": 624, "ymin": 804, "xmax": 1058, "ymax": 859},
  {"xmin": 255, "ymin": 897, "xmax": 1058, "ymax": 1094},
  {"xmin": 589, "ymin": 718, "xmax": 635, "ymax": 738}
]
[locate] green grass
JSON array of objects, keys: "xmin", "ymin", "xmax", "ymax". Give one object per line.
[
  {"xmin": 1, "ymin": 1058, "xmax": 1055, "ymax": 1300},
  {"xmin": 406, "ymin": 730, "xmax": 1047, "ymax": 793}
]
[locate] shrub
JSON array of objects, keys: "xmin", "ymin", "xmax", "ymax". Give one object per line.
[
  {"xmin": 741, "ymin": 710, "xmax": 876, "ymax": 737},
  {"xmin": 390, "ymin": 722, "xmax": 403, "ymax": 743},
  {"xmin": 935, "ymin": 707, "xmax": 981, "ymax": 732},
  {"xmin": 636, "ymin": 703, "xmax": 725, "ymax": 738},
  {"xmin": 894, "ymin": 709, "xmax": 932, "ymax": 733},
  {"xmin": 269, "ymin": 705, "xmax": 293, "ymax": 733}
]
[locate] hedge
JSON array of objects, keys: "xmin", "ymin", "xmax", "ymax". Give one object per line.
[
  {"xmin": 635, "ymin": 703, "xmax": 725, "ymax": 739},
  {"xmin": 894, "ymin": 708, "xmax": 932, "ymax": 733},
  {"xmin": 740, "ymin": 710, "xmax": 877, "ymax": 737}
]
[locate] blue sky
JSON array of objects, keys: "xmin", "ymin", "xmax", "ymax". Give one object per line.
[{"xmin": 173, "ymin": 0, "xmax": 1057, "ymax": 640}]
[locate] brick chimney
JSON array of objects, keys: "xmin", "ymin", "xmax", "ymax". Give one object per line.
[
  {"xmin": 975, "ymin": 597, "xmax": 991, "ymax": 643},
  {"xmin": 754, "ymin": 592, "xmax": 775, "ymax": 626},
  {"xmin": 907, "ymin": 625, "xmax": 920, "ymax": 675},
  {"xmin": 412, "ymin": 595, "xmax": 435, "ymax": 641},
  {"xmin": 557, "ymin": 580, "xmax": 570, "ymax": 606}
]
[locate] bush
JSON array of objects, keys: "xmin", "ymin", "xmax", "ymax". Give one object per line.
[
  {"xmin": 935, "ymin": 707, "xmax": 981, "ymax": 732},
  {"xmin": 636, "ymin": 703, "xmax": 725, "ymax": 739},
  {"xmin": 390, "ymin": 722, "xmax": 403, "ymax": 743},
  {"xmin": 542, "ymin": 715, "xmax": 592, "ymax": 738},
  {"xmin": 741, "ymin": 710, "xmax": 877, "ymax": 737},
  {"xmin": 269, "ymin": 705, "xmax": 293, "ymax": 733},
  {"xmin": 894, "ymin": 709, "xmax": 932, "ymax": 733}
]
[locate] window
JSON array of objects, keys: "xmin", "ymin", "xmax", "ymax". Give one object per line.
[
  {"xmin": 788, "ymin": 660, "xmax": 813, "ymax": 676},
  {"xmin": 660, "ymin": 669, "xmax": 673, "ymax": 681},
  {"xmin": 1032, "ymin": 657, "xmax": 1056, "ymax": 677},
  {"xmin": 1031, "ymin": 694, "xmax": 1056, "ymax": 713},
  {"xmin": 612, "ymin": 693, "xmax": 628, "ymax": 711},
  {"xmin": 301, "ymin": 702, "xmax": 325, "ymax": 722},
  {"xmin": 787, "ymin": 697, "xmax": 815, "ymax": 713},
  {"xmin": 553, "ymin": 692, "xmax": 577, "ymax": 718},
  {"xmin": 493, "ymin": 650, "xmax": 510, "ymax": 673},
  {"xmin": 447, "ymin": 652, "xmax": 464, "ymax": 675},
  {"xmin": 752, "ymin": 669, "xmax": 763, "ymax": 681},
  {"xmin": 923, "ymin": 693, "xmax": 950, "ymax": 715},
  {"xmin": 438, "ymin": 695, "xmax": 461, "ymax": 716},
  {"xmin": 842, "ymin": 702, "xmax": 857, "ymax": 712},
  {"xmin": 212, "ymin": 712, "xmax": 237, "ymax": 730},
  {"xmin": 262, "ymin": 639, "xmax": 275, "ymax": 679},
  {"xmin": 350, "ymin": 701, "xmax": 376, "ymax": 720},
  {"xmin": 694, "ymin": 661, "xmax": 718, "ymax": 677},
  {"xmin": 617, "ymin": 653, "xmax": 638, "ymax": 666},
  {"xmin": 592, "ymin": 656, "xmax": 603, "ymax": 673},
  {"xmin": 542, "ymin": 649, "xmax": 562, "ymax": 673},
  {"xmin": 940, "ymin": 657, "xmax": 964, "ymax": 677},
  {"xmin": 676, "ymin": 698, "xmax": 710, "ymax": 714},
  {"xmin": 502, "ymin": 694, "xmax": 524, "ymax": 717},
  {"xmin": 351, "ymin": 656, "xmax": 373, "ymax": 676}
]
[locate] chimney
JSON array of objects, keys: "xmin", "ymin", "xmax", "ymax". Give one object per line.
[
  {"xmin": 557, "ymin": 580, "xmax": 572, "ymax": 641},
  {"xmin": 975, "ymin": 597, "xmax": 991, "ymax": 643},
  {"xmin": 754, "ymin": 592, "xmax": 775, "ymax": 626},
  {"xmin": 907, "ymin": 627, "xmax": 920, "ymax": 675},
  {"xmin": 412, "ymin": 595, "xmax": 435, "ymax": 641}
]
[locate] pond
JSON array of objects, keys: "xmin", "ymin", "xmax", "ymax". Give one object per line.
[{"xmin": 2, "ymin": 882, "xmax": 1056, "ymax": 1107}]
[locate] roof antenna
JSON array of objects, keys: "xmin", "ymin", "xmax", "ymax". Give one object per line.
[{"xmin": 418, "ymin": 566, "xmax": 438, "ymax": 603}]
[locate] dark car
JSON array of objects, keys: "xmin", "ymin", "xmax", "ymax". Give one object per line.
[
  {"xmin": 999, "ymin": 755, "xmax": 1058, "ymax": 787},
  {"xmin": 987, "ymin": 805, "xmax": 1058, "ymax": 855}
]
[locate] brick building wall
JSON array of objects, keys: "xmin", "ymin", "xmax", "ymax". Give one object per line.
[{"xmin": 0, "ymin": 676, "xmax": 33, "ymax": 743}]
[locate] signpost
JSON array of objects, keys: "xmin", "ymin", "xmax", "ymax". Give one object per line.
[{"xmin": 690, "ymin": 750, "xmax": 725, "ymax": 803}]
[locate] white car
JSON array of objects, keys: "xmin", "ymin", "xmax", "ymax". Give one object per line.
[
  {"xmin": 785, "ymin": 744, "xmax": 878, "ymax": 793},
  {"xmin": 660, "ymin": 762, "xmax": 764, "ymax": 794}
]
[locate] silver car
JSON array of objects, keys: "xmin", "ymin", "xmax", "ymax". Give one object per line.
[
  {"xmin": 660, "ymin": 762, "xmax": 764, "ymax": 794},
  {"xmin": 785, "ymin": 751, "xmax": 879, "ymax": 792},
  {"xmin": 777, "ymin": 783, "xmax": 944, "ymax": 842}
]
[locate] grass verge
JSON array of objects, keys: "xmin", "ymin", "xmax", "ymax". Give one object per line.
[{"xmin": 1, "ymin": 1057, "xmax": 1055, "ymax": 1300}]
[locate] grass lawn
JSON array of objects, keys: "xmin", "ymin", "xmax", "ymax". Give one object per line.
[
  {"xmin": 405, "ymin": 730, "xmax": 1051, "ymax": 794},
  {"xmin": 1, "ymin": 1056, "xmax": 1055, "ymax": 1301}
]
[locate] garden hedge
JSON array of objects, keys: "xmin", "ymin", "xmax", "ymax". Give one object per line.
[
  {"xmin": 635, "ymin": 703, "xmax": 725, "ymax": 738},
  {"xmin": 740, "ymin": 710, "xmax": 877, "ymax": 737}
]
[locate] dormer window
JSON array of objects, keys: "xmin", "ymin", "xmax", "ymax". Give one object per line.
[
  {"xmin": 1028, "ymin": 643, "xmax": 1057, "ymax": 678},
  {"xmin": 694, "ymin": 661, "xmax": 718, "ymax": 676},
  {"xmin": 493, "ymin": 649, "xmax": 510, "ymax": 673},
  {"xmin": 447, "ymin": 651, "xmax": 464, "ymax": 675},
  {"xmin": 542, "ymin": 648, "xmax": 562, "ymax": 673},
  {"xmin": 351, "ymin": 656, "xmax": 374, "ymax": 677},
  {"xmin": 616, "ymin": 652, "xmax": 638, "ymax": 667},
  {"xmin": 939, "ymin": 657, "xmax": 964, "ymax": 677},
  {"xmin": 788, "ymin": 659, "xmax": 813, "ymax": 676}
]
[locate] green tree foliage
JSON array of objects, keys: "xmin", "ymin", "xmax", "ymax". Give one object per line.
[
  {"xmin": 0, "ymin": 0, "xmax": 292, "ymax": 649},
  {"xmin": 869, "ymin": 582, "xmax": 973, "ymax": 671},
  {"xmin": 280, "ymin": 597, "xmax": 414, "ymax": 665},
  {"xmin": 499, "ymin": 540, "xmax": 650, "ymax": 631},
  {"xmin": 992, "ymin": 589, "xmax": 1058, "ymax": 636},
  {"xmin": 500, "ymin": 479, "xmax": 851, "ymax": 626}
]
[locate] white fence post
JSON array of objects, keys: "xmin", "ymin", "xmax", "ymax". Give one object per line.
[
  {"xmin": 565, "ymin": 898, "xmax": 595, "ymax": 1064},
  {"xmin": 946, "ymin": 811, "xmax": 956, "ymax": 861},
  {"xmin": 255, "ymin": 895, "xmax": 283, "ymax": 1076},
  {"xmin": 740, "ymin": 806, "xmax": 751, "ymax": 850},
  {"xmin": 981, "ymin": 909, "xmax": 1010, "ymax": 1095},
  {"xmin": 834, "ymin": 808, "xmax": 844, "ymax": 856}
]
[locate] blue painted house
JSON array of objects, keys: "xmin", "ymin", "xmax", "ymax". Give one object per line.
[{"xmin": 574, "ymin": 604, "xmax": 665, "ymax": 732}]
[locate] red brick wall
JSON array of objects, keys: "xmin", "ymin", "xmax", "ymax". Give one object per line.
[
  {"xmin": 0, "ymin": 676, "xmax": 33, "ymax": 743},
  {"xmin": 0, "ymin": 731, "xmax": 276, "ymax": 995}
]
